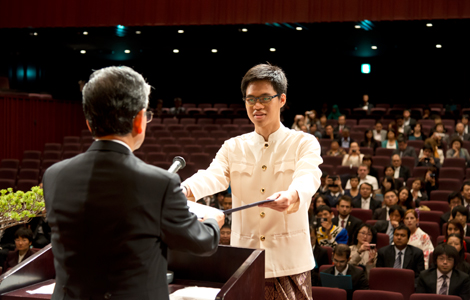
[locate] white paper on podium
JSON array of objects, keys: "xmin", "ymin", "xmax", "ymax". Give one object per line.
[
  {"xmin": 26, "ymin": 283, "xmax": 55, "ymax": 294},
  {"xmin": 170, "ymin": 286, "xmax": 221, "ymax": 300},
  {"xmin": 187, "ymin": 200, "xmax": 222, "ymax": 219}
]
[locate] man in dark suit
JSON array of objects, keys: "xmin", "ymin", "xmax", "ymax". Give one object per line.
[
  {"xmin": 43, "ymin": 66, "xmax": 224, "ymax": 300},
  {"xmin": 337, "ymin": 128, "xmax": 354, "ymax": 149},
  {"xmin": 391, "ymin": 154, "xmax": 412, "ymax": 182},
  {"xmin": 321, "ymin": 244, "xmax": 369, "ymax": 300},
  {"xmin": 441, "ymin": 192, "xmax": 463, "ymax": 226},
  {"xmin": 376, "ymin": 224, "xmax": 425, "ymax": 278},
  {"xmin": 352, "ymin": 183, "xmax": 381, "ymax": 211},
  {"xmin": 416, "ymin": 244, "xmax": 470, "ymax": 299},
  {"xmin": 373, "ymin": 190, "xmax": 399, "ymax": 220},
  {"xmin": 392, "ymin": 135, "xmax": 418, "ymax": 164},
  {"xmin": 451, "ymin": 122, "xmax": 470, "ymax": 142},
  {"xmin": 334, "ymin": 115, "xmax": 350, "ymax": 135},
  {"xmin": 333, "ymin": 196, "xmax": 363, "ymax": 245},
  {"xmin": 374, "ymin": 205, "xmax": 405, "ymax": 244}
]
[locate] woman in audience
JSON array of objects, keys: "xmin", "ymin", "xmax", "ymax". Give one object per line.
[
  {"xmin": 309, "ymin": 194, "xmax": 330, "ymax": 226},
  {"xmin": 431, "ymin": 122, "xmax": 449, "ymax": 144},
  {"xmin": 445, "ymin": 220, "xmax": 467, "ymax": 251},
  {"xmin": 404, "ymin": 209, "xmax": 434, "ymax": 269},
  {"xmin": 4, "ymin": 227, "xmax": 35, "ymax": 272},
  {"xmin": 326, "ymin": 140, "xmax": 346, "ymax": 156},
  {"xmin": 383, "ymin": 167, "xmax": 402, "ymax": 189},
  {"xmin": 446, "ymin": 233, "xmax": 470, "ymax": 273},
  {"xmin": 424, "ymin": 166, "xmax": 439, "ymax": 197},
  {"xmin": 341, "ymin": 142, "xmax": 364, "ymax": 167},
  {"xmin": 349, "ymin": 224, "xmax": 377, "ymax": 278},
  {"xmin": 318, "ymin": 114, "xmax": 328, "ymax": 132},
  {"xmin": 360, "ymin": 129, "xmax": 379, "ymax": 151},
  {"xmin": 418, "ymin": 138, "xmax": 444, "ymax": 165},
  {"xmin": 219, "ymin": 224, "xmax": 231, "ymax": 245},
  {"xmin": 362, "ymin": 155, "xmax": 379, "ymax": 182},
  {"xmin": 410, "ymin": 178, "xmax": 428, "ymax": 204},
  {"xmin": 304, "ymin": 110, "xmax": 319, "ymax": 129},
  {"xmin": 381, "ymin": 175, "xmax": 398, "ymax": 196},
  {"xmin": 398, "ymin": 187, "xmax": 414, "ymax": 210},
  {"xmin": 344, "ymin": 175, "xmax": 360, "ymax": 201},
  {"xmin": 409, "ymin": 123, "xmax": 427, "ymax": 141},
  {"xmin": 381, "ymin": 129, "xmax": 398, "ymax": 149},
  {"xmin": 327, "ymin": 104, "xmax": 341, "ymax": 120},
  {"xmin": 309, "ymin": 123, "xmax": 322, "ymax": 139},
  {"xmin": 446, "ymin": 138, "xmax": 470, "ymax": 165},
  {"xmin": 292, "ymin": 115, "xmax": 305, "ymax": 131}
]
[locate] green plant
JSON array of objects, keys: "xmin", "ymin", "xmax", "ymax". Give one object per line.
[{"xmin": 0, "ymin": 186, "xmax": 46, "ymax": 228}]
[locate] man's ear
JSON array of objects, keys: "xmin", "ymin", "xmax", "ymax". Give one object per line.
[
  {"xmin": 280, "ymin": 93, "xmax": 287, "ymax": 108},
  {"xmin": 133, "ymin": 109, "xmax": 145, "ymax": 135},
  {"xmin": 86, "ymin": 119, "xmax": 92, "ymax": 133}
]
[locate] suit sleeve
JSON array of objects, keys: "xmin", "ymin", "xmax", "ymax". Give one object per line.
[
  {"xmin": 376, "ymin": 249, "xmax": 385, "ymax": 268},
  {"xmin": 161, "ymin": 174, "xmax": 220, "ymax": 256},
  {"xmin": 415, "ymin": 273, "xmax": 427, "ymax": 293},
  {"xmin": 415, "ymin": 249, "xmax": 425, "ymax": 278},
  {"xmin": 459, "ymin": 274, "xmax": 470, "ymax": 300},
  {"xmin": 357, "ymin": 269, "xmax": 369, "ymax": 290}
]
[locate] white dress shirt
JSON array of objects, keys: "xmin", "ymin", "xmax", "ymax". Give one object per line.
[
  {"xmin": 335, "ymin": 264, "xmax": 349, "ymax": 276},
  {"xmin": 346, "ymin": 175, "xmax": 379, "ymax": 190},
  {"xmin": 338, "ymin": 215, "xmax": 350, "ymax": 230},
  {"xmin": 361, "ymin": 197, "xmax": 371, "ymax": 210},
  {"xmin": 394, "ymin": 167, "xmax": 401, "ymax": 179}
]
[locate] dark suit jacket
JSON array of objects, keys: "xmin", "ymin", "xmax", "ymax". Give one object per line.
[
  {"xmin": 322, "ymin": 264, "xmax": 369, "ymax": 300},
  {"xmin": 450, "ymin": 133, "xmax": 470, "ymax": 142},
  {"xmin": 352, "ymin": 198, "xmax": 381, "ymax": 212},
  {"xmin": 397, "ymin": 166, "xmax": 411, "ymax": 182},
  {"xmin": 373, "ymin": 207, "xmax": 388, "ymax": 220},
  {"xmin": 376, "ymin": 245, "xmax": 425, "ymax": 278},
  {"xmin": 392, "ymin": 147, "xmax": 418, "ymax": 162},
  {"xmin": 332, "ymin": 215, "xmax": 363, "ymax": 245},
  {"xmin": 374, "ymin": 220, "xmax": 390, "ymax": 234},
  {"xmin": 43, "ymin": 141, "xmax": 220, "ymax": 300},
  {"xmin": 334, "ymin": 125, "xmax": 351, "ymax": 134},
  {"xmin": 3, "ymin": 249, "xmax": 36, "ymax": 272},
  {"xmin": 416, "ymin": 267, "xmax": 470, "ymax": 300},
  {"xmin": 311, "ymin": 245, "xmax": 330, "ymax": 286}
]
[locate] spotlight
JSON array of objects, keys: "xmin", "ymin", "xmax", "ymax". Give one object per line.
[
  {"xmin": 33, "ymin": 32, "xmax": 38, "ymax": 36},
  {"xmin": 371, "ymin": 46, "xmax": 377, "ymax": 50},
  {"xmin": 211, "ymin": 49, "xmax": 218, "ymax": 53},
  {"xmin": 178, "ymin": 30, "xmax": 184, "ymax": 33},
  {"xmin": 436, "ymin": 44, "xmax": 442, "ymax": 48},
  {"xmin": 296, "ymin": 27, "xmax": 302, "ymax": 31},
  {"xmin": 83, "ymin": 31, "xmax": 88, "ymax": 35},
  {"xmin": 136, "ymin": 31, "xmax": 142, "ymax": 34},
  {"xmin": 426, "ymin": 23, "xmax": 433, "ymax": 27},
  {"xmin": 80, "ymin": 50, "xmax": 86, "ymax": 54},
  {"xmin": 270, "ymin": 48, "xmax": 276, "ymax": 52},
  {"xmin": 241, "ymin": 28, "xmax": 248, "ymax": 32},
  {"xmin": 355, "ymin": 25, "xmax": 361, "ymax": 29},
  {"xmin": 124, "ymin": 50, "xmax": 131, "ymax": 53},
  {"xmin": 173, "ymin": 49, "xmax": 179, "ymax": 53}
]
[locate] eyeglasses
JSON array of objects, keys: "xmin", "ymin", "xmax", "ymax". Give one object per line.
[
  {"xmin": 358, "ymin": 231, "xmax": 372, "ymax": 237},
  {"xmin": 145, "ymin": 110, "xmax": 154, "ymax": 123},
  {"xmin": 437, "ymin": 256, "xmax": 454, "ymax": 262},
  {"xmin": 242, "ymin": 94, "xmax": 279, "ymax": 106}
]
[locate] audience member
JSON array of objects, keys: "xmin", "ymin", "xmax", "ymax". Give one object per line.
[
  {"xmin": 349, "ymin": 224, "xmax": 377, "ymax": 278},
  {"xmin": 421, "ymin": 138, "xmax": 445, "ymax": 165},
  {"xmin": 324, "ymin": 175, "xmax": 344, "ymax": 207},
  {"xmin": 304, "ymin": 110, "xmax": 319, "ymax": 129},
  {"xmin": 342, "ymin": 142, "xmax": 363, "ymax": 167},
  {"xmin": 321, "ymin": 244, "xmax": 369, "ymax": 300},
  {"xmin": 318, "ymin": 174, "xmax": 330, "ymax": 194},
  {"xmin": 422, "ymin": 108, "xmax": 431, "ymax": 120},
  {"xmin": 338, "ymin": 128, "xmax": 354, "ymax": 148},
  {"xmin": 446, "ymin": 234, "xmax": 470, "ymax": 273},
  {"xmin": 398, "ymin": 187, "xmax": 414, "ymax": 210},
  {"xmin": 344, "ymin": 175, "xmax": 360, "ymax": 201},
  {"xmin": 416, "ymin": 244, "xmax": 470, "ymax": 298},
  {"xmin": 441, "ymin": 192, "xmax": 464, "ymax": 225},
  {"xmin": 310, "ymin": 194, "xmax": 330, "ymax": 226},
  {"xmin": 328, "ymin": 105, "xmax": 342, "ymax": 120},
  {"xmin": 418, "ymin": 144, "xmax": 441, "ymax": 168},
  {"xmin": 447, "ymin": 138, "xmax": 470, "ymax": 165},
  {"xmin": 345, "ymin": 165, "xmax": 379, "ymax": 192},
  {"xmin": 326, "ymin": 140, "xmax": 346, "ymax": 156},
  {"xmin": 452, "ymin": 206, "xmax": 470, "ymax": 237},
  {"xmin": 360, "ymin": 129, "xmax": 379, "ymax": 151},
  {"xmin": 392, "ymin": 135, "xmax": 418, "ymax": 163},
  {"xmin": 323, "ymin": 125, "xmax": 338, "ymax": 141},
  {"xmin": 404, "ymin": 209, "xmax": 434, "ymax": 269},
  {"xmin": 409, "ymin": 123, "xmax": 427, "ymax": 141},
  {"xmin": 28, "ymin": 217, "xmax": 51, "ymax": 248},
  {"xmin": 292, "ymin": 115, "xmax": 305, "ymax": 131},
  {"xmin": 318, "ymin": 114, "xmax": 328, "ymax": 132},
  {"xmin": 332, "ymin": 196, "xmax": 363, "ymax": 245},
  {"xmin": 463, "ymin": 115, "xmax": 470, "ymax": 134},
  {"xmin": 424, "ymin": 166, "xmax": 439, "ymax": 196},
  {"xmin": 380, "ymin": 175, "xmax": 400, "ymax": 198},
  {"xmin": 410, "ymin": 178, "xmax": 428, "ymax": 205},
  {"xmin": 431, "ymin": 122, "xmax": 450, "ymax": 145},
  {"xmin": 396, "ymin": 116, "xmax": 412, "ymax": 137},
  {"xmin": 360, "ymin": 94, "xmax": 374, "ymax": 113},
  {"xmin": 223, "ymin": 194, "xmax": 233, "ymax": 226},
  {"xmin": 373, "ymin": 190, "xmax": 399, "ymax": 220},
  {"xmin": 374, "ymin": 205, "xmax": 405, "ymax": 244},
  {"xmin": 316, "ymin": 205, "xmax": 348, "ymax": 248},
  {"xmin": 309, "ymin": 123, "xmax": 322, "ymax": 139},
  {"xmin": 334, "ymin": 115, "xmax": 349, "ymax": 134},
  {"xmin": 391, "ymin": 154, "xmax": 411, "ymax": 182},
  {"xmin": 373, "ymin": 121, "xmax": 387, "ymax": 142},
  {"xmin": 361, "ymin": 155, "xmax": 379, "ymax": 183},
  {"xmin": 219, "ymin": 224, "xmax": 231, "ymax": 245},
  {"xmin": 376, "ymin": 224, "xmax": 425, "ymax": 278},
  {"xmin": 310, "ymin": 225, "xmax": 330, "ymax": 286},
  {"xmin": 169, "ymin": 97, "xmax": 186, "ymax": 116},
  {"xmin": 446, "ymin": 220, "xmax": 466, "ymax": 249},
  {"xmin": 3, "ymin": 227, "xmax": 35, "ymax": 272},
  {"xmin": 211, "ymin": 191, "xmax": 226, "ymax": 209},
  {"xmin": 451, "ymin": 122, "xmax": 470, "ymax": 141},
  {"xmin": 462, "ymin": 181, "xmax": 470, "ymax": 208},
  {"xmin": 352, "ymin": 183, "xmax": 381, "ymax": 211},
  {"xmin": 403, "ymin": 109, "xmax": 417, "ymax": 129},
  {"xmin": 382, "ymin": 129, "xmax": 398, "ymax": 149}
]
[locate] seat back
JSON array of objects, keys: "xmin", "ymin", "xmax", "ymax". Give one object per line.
[
  {"xmin": 425, "ymin": 201, "xmax": 450, "ymax": 213},
  {"xmin": 353, "ymin": 290, "xmax": 404, "ymax": 300},
  {"xmin": 369, "ymin": 268, "xmax": 415, "ymax": 300},
  {"xmin": 418, "ymin": 221, "xmax": 440, "ymax": 247},
  {"xmin": 321, "ymin": 246, "xmax": 333, "ymax": 264},
  {"xmin": 376, "ymin": 233, "xmax": 390, "ymax": 250},
  {"xmin": 312, "ymin": 287, "xmax": 347, "ymax": 300},
  {"xmin": 418, "ymin": 211, "xmax": 442, "ymax": 223},
  {"xmin": 350, "ymin": 209, "xmax": 372, "ymax": 223}
]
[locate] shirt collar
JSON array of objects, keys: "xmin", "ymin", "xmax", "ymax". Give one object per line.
[
  {"xmin": 253, "ymin": 122, "xmax": 288, "ymax": 143},
  {"xmin": 96, "ymin": 139, "xmax": 133, "ymax": 152},
  {"xmin": 394, "ymin": 246, "xmax": 407, "ymax": 256},
  {"xmin": 335, "ymin": 264, "xmax": 349, "ymax": 276},
  {"xmin": 437, "ymin": 269, "xmax": 452, "ymax": 279}
]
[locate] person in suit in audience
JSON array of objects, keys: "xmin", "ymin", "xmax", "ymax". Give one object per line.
[
  {"xmin": 334, "ymin": 115, "xmax": 350, "ymax": 135},
  {"xmin": 316, "ymin": 205, "xmax": 349, "ymax": 248},
  {"xmin": 361, "ymin": 155, "xmax": 379, "ymax": 183},
  {"xmin": 452, "ymin": 206, "xmax": 470, "ymax": 237},
  {"xmin": 332, "ymin": 196, "xmax": 363, "ymax": 245},
  {"xmin": 446, "ymin": 234, "xmax": 470, "ymax": 274},
  {"xmin": 416, "ymin": 244, "xmax": 470, "ymax": 299},
  {"xmin": 324, "ymin": 175, "xmax": 345, "ymax": 207},
  {"xmin": 390, "ymin": 154, "xmax": 411, "ymax": 182},
  {"xmin": 345, "ymin": 165, "xmax": 379, "ymax": 192},
  {"xmin": 352, "ymin": 183, "xmax": 381, "ymax": 211},
  {"xmin": 403, "ymin": 109, "xmax": 417, "ymax": 129},
  {"xmin": 441, "ymin": 192, "xmax": 464, "ymax": 226},
  {"xmin": 461, "ymin": 181, "xmax": 470, "ymax": 209},
  {"xmin": 396, "ymin": 116, "xmax": 413, "ymax": 137},
  {"xmin": 338, "ymin": 128, "xmax": 354, "ymax": 149},
  {"xmin": 451, "ymin": 122, "xmax": 470, "ymax": 142},
  {"xmin": 321, "ymin": 244, "xmax": 369, "ymax": 300},
  {"xmin": 372, "ymin": 121, "xmax": 387, "ymax": 142},
  {"xmin": 376, "ymin": 224, "xmax": 425, "ymax": 278},
  {"xmin": 374, "ymin": 205, "xmax": 405, "ymax": 244},
  {"xmin": 392, "ymin": 135, "xmax": 418, "ymax": 164},
  {"xmin": 43, "ymin": 66, "xmax": 223, "ymax": 300},
  {"xmin": 310, "ymin": 225, "xmax": 330, "ymax": 286},
  {"xmin": 373, "ymin": 190, "xmax": 399, "ymax": 220},
  {"xmin": 3, "ymin": 227, "xmax": 36, "ymax": 273}
]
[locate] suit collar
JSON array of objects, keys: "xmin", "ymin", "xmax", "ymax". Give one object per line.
[{"xmin": 87, "ymin": 140, "xmax": 132, "ymax": 155}]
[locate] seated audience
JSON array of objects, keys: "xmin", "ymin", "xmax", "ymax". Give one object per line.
[
  {"xmin": 416, "ymin": 244, "xmax": 470, "ymax": 298},
  {"xmin": 418, "ymin": 140, "xmax": 443, "ymax": 168},
  {"xmin": 463, "ymin": 115, "xmax": 470, "ymax": 135},
  {"xmin": 373, "ymin": 121, "xmax": 387, "ymax": 142},
  {"xmin": 431, "ymin": 122, "xmax": 450, "ymax": 145},
  {"xmin": 4, "ymin": 227, "xmax": 35, "ymax": 272},
  {"xmin": 381, "ymin": 171, "xmax": 402, "ymax": 196},
  {"xmin": 396, "ymin": 116, "xmax": 412, "ymax": 137},
  {"xmin": 441, "ymin": 192, "xmax": 463, "ymax": 225},
  {"xmin": 462, "ymin": 181, "xmax": 470, "ymax": 207},
  {"xmin": 304, "ymin": 110, "xmax": 319, "ymax": 129},
  {"xmin": 338, "ymin": 128, "xmax": 354, "ymax": 149},
  {"xmin": 344, "ymin": 175, "xmax": 360, "ymax": 201},
  {"xmin": 318, "ymin": 114, "xmax": 328, "ymax": 133},
  {"xmin": 447, "ymin": 138, "xmax": 470, "ymax": 165},
  {"xmin": 349, "ymin": 224, "xmax": 377, "ymax": 278},
  {"xmin": 374, "ymin": 189, "xmax": 399, "ymax": 220},
  {"xmin": 360, "ymin": 129, "xmax": 379, "ymax": 151},
  {"xmin": 410, "ymin": 178, "xmax": 428, "ymax": 205},
  {"xmin": 445, "ymin": 220, "xmax": 467, "ymax": 252},
  {"xmin": 328, "ymin": 105, "xmax": 341, "ymax": 120},
  {"xmin": 398, "ymin": 187, "xmax": 414, "ymax": 210},
  {"xmin": 403, "ymin": 109, "xmax": 417, "ymax": 129},
  {"xmin": 360, "ymin": 94, "xmax": 374, "ymax": 113},
  {"xmin": 318, "ymin": 174, "xmax": 330, "ymax": 194},
  {"xmin": 424, "ymin": 166, "xmax": 439, "ymax": 196},
  {"xmin": 452, "ymin": 206, "xmax": 470, "ymax": 237},
  {"xmin": 219, "ymin": 225, "xmax": 231, "ymax": 245},
  {"xmin": 324, "ymin": 175, "xmax": 344, "ymax": 207},
  {"xmin": 361, "ymin": 155, "xmax": 379, "ymax": 183},
  {"xmin": 310, "ymin": 225, "xmax": 330, "ymax": 286},
  {"xmin": 292, "ymin": 115, "xmax": 305, "ymax": 131},
  {"xmin": 316, "ymin": 205, "xmax": 348, "ymax": 248},
  {"xmin": 374, "ymin": 205, "xmax": 405, "ymax": 244},
  {"xmin": 342, "ymin": 142, "xmax": 364, "ymax": 167},
  {"xmin": 451, "ymin": 122, "xmax": 470, "ymax": 142},
  {"xmin": 334, "ymin": 115, "xmax": 350, "ymax": 134},
  {"xmin": 169, "ymin": 97, "xmax": 186, "ymax": 116},
  {"xmin": 404, "ymin": 209, "xmax": 434, "ymax": 269},
  {"xmin": 352, "ymin": 183, "xmax": 381, "ymax": 211},
  {"xmin": 323, "ymin": 125, "xmax": 338, "ymax": 141},
  {"xmin": 391, "ymin": 154, "xmax": 411, "ymax": 182},
  {"xmin": 309, "ymin": 123, "xmax": 322, "ymax": 139},
  {"xmin": 345, "ymin": 164, "xmax": 379, "ymax": 192},
  {"xmin": 381, "ymin": 129, "xmax": 398, "ymax": 149},
  {"xmin": 223, "ymin": 194, "xmax": 233, "ymax": 226},
  {"xmin": 376, "ymin": 224, "xmax": 425, "ymax": 278},
  {"xmin": 309, "ymin": 194, "xmax": 330, "ymax": 226},
  {"xmin": 333, "ymin": 196, "xmax": 363, "ymax": 245},
  {"xmin": 321, "ymin": 244, "xmax": 369, "ymax": 300},
  {"xmin": 326, "ymin": 140, "xmax": 346, "ymax": 156},
  {"xmin": 409, "ymin": 122, "xmax": 427, "ymax": 141},
  {"xmin": 447, "ymin": 234, "xmax": 470, "ymax": 273}
]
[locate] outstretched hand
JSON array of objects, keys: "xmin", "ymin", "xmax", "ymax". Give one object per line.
[{"xmin": 258, "ymin": 190, "xmax": 299, "ymax": 212}]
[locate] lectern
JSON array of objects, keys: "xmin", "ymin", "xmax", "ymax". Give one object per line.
[{"xmin": 0, "ymin": 245, "xmax": 265, "ymax": 300}]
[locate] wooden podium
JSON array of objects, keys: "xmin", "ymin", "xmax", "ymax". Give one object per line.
[{"xmin": 0, "ymin": 244, "xmax": 265, "ymax": 300}]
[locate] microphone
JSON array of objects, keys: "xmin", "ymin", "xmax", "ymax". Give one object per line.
[{"xmin": 168, "ymin": 156, "xmax": 186, "ymax": 174}]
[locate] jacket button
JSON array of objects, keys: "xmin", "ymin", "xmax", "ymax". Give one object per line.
[
  {"xmin": 262, "ymin": 165, "xmax": 267, "ymax": 171},
  {"xmin": 264, "ymin": 143, "xmax": 269, "ymax": 149},
  {"xmin": 104, "ymin": 292, "xmax": 112, "ymax": 299},
  {"xmin": 260, "ymin": 212, "xmax": 265, "ymax": 218},
  {"xmin": 260, "ymin": 188, "xmax": 265, "ymax": 194},
  {"xmin": 260, "ymin": 235, "xmax": 265, "ymax": 241}
]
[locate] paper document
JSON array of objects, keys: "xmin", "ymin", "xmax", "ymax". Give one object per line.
[
  {"xmin": 27, "ymin": 283, "xmax": 55, "ymax": 294},
  {"xmin": 170, "ymin": 286, "xmax": 220, "ymax": 300}
]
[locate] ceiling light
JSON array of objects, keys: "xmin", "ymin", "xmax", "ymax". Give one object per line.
[
  {"xmin": 355, "ymin": 25, "xmax": 361, "ymax": 29},
  {"xmin": 241, "ymin": 28, "xmax": 248, "ymax": 32},
  {"xmin": 436, "ymin": 44, "xmax": 442, "ymax": 48},
  {"xmin": 211, "ymin": 49, "xmax": 218, "ymax": 53},
  {"xmin": 371, "ymin": 46, "xmax": 377, "ymax": 50},
  {"xmin": 33, "ymin": 32, "xmax": 38, "ymax": 36},
  {"xmin": 296, "ymin": 27, "xmax": 302, "ymax": 31},
  {"xmin": 83, "ymin": 31, "xmax": 88, "ymax": 35},
  {"xmin": 136, "ymin": 31, "xmax": 141, "ymax": 34},
  {"xmin": 426, "ymin": 23, "xmax": 433, "ymax": 27},
  {"xmin": 173, "ymin": 49, "xmax": 179, "ymax": 53},
  {"xmin": 178, "ymin": 30, "xmax": 184, "ymax": 33},
  {"xmin": 80, "ymin": 50, "xmax": 86, "ymax": 54},
  {"xmin": 270, "ymin": 48, "xmax": 276, "ymax": 52},
  {"xmin": 124, "ymin": 49, "xmax": 131, "ymax": 53}
]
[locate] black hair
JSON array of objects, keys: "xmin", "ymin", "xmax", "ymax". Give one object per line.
[
  {"xmin": 333, "ymin": 244, "xmax": 351, "ymax": 259},
  {"xmin": 360, "ymin": 182, "xmax": 373, "ymax": 191},
  {"xmin": 448, "ymin": 191, "xmax": 463, "ymax": 205},
  {"xmin": 447, "ymin": 233, "xmax": 465, "ymax": 261},
  {"xmin": 241, "ymin": 64, "xmax": 287, "ymax": 98},
  {"xmin": 82, "ymin": 66, "xmax": 151, "ymax": 137},
  {"xmin": 224, "ymin": 193, "xmax": 232, "ymax": 198},
  {"xmin": 313, "ymin": 195, "xmax": 330, "ymax": 215},
  {"xmin": 316, "ymin": 205, "xmax": 331, "ymax": 214},
  {"xmin": 433, "ymin": 244, "xmax": 460, "ymax": 269},
  {"xmin": 382, "ymin": 176, "xmax": 397, "ymax": 194},
  {"xmin": 221, "ymin": 224, "xmax": 231, "ymax": 230},
  {"xmin": 397, "ymin": 134, "xmax": 407, "ymax": 143},
  {"xmin": 389, "ymin": 205, "xmax": 406, "ymax": 219},
  {"xmin": 398, "ymin": 186, "xmax": 413, "ymax": 210},
  {"xmin": 352, "ymin": 224, "xmax": 377, "ymax": 246},
  {"xmin": 422, "ymin": 144, "xmax": 434, "ymax": 151},
  {"xmin": 393, "ymin": 224, "xmax": 411, "ymax": 239},
  {"xmin": 14, "ymin": 227, "xmax": 33, "ymax": 242},
  {"xmin": 337, "ymin": 195, "xmax": 352, "ymax": 206},
  {"xmin": 451, "ymin": 205, "xmax": 469, "ymax": 219},
  {"xmin": 461, "ymin": 181, "xmax": 470, "ymax": 192}
]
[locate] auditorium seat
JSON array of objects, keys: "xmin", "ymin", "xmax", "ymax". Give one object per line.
[
  {"xmin": 162, "ymin": 145, "xmax": 182, "ymax": 154},
  {"xmin": 376, "ymin": 148, "xmax": 395, "ymax": 157},
  {"xmin": 202, "ymin": 125, "xmax": 219, "ymax": 132},
  {"xmin": 44, "ymin": 143, "xmax": 61, "ymax": 152},
  {"xmin": 62, "ymin": 151, "xmax": 81, "ymax": 159},
  {"xmin": 177, "ymin": 162, "xmax": 196, "ymax": 181},
  {"xmin": 430, "ymin": 190, "xmax": 453, "ymax": 201},
  {"xmin": 62, "ymin": 143, "xmax": 81, "ymax": 152},
  {"xmin": 133, "ymin": 152, "xmax": 146, "ymax": 161},
  {"xmin": 182, "ymin": 103, "xmax": 196, "ymax": 109},
  {"xmin": 43, "ymin": 151, "xmax": 61, "ymax": 160},
  {"xmin": 425, "ymin": 201, "xmax": 450, "ymax": 212},
  {"xmin": 214, "ymin": 118, "xmax": 231, "ymax": 125},
  {"xmin": 186, "ymin": 108, "xmax": 203, "ymax": 116},
  {"xmin": 346, "ymin": 119, "xmax": 357, "ymax": 127},
  {"xmin": 371, "ymin": 156, "xmax": 390, "ymax": 167},
  {"xmin": 336, "ymin": 166, "xmax": 357, "ymax": 176},
  {"xmin": 222, "ymin": 124, "xmax": 239, "ymax": 132},
  {"xmin": 184, "ymin": 145, "xmax": 203, "ymax": 153},
  {"xmin": 63, "ymin": 136, "xmax": 80, "ymax": 144},
  {"xmin": 0, "ymin": 159, "xmax": 19, "ymax": 169},
  {"xmin": 322, "ymin": 156, "xmax": 343, "ymax": 166},
  {"xmin": 440, "ymin": 167, "xmax": 465, "ymax": 181},
  {"xmin": 198, "ymin": 137, "xmax": 216, "ymax": 145},
  {"xmin": 162, "ymin": 118, "xmax": 179, "ymax": 125},
  {"xmin": 359, "ymin": 147, "xmax": 374, "ymax": 156},
  {"xmin": 358, "ymin": 119, "xmax": 376, "ymax": 127},
  {"xmin": 189, "ymin": 153, "xmax": 213, "ymax": 169},
  {"xmin": 180, "ymin": 118, "xmax": 196, "ymax": 125},
  {"xmin": 23, "ymin": 151, "xmax": 41, "ymax": 160},
  {"xmin": 442, "ymin": 158, "xmax": 466, "ymax": 169},
  {"xmin": 407, "ymin": 140, "xmax": 424, "ymax": 151},
  {"xmin": 410, "ymin": 294, "xmax": 460, "ymax": 300},
  {"xmin": 211, "ymin": 130, "xmax": 230, "ymax": 139},
  {"xmin": 141, "ymin": 145, "xmax": 160, "ymax": 153},
  {"xmin": 172, "ymin": 130, "xmax": 190, "ymax": 138},
  {"xmin": 411, "ymin": 167, "xmax": 428, "ymax": 179},
  {"xmin": 401, "ymin": 157, "xmax": 416, "ymax": 172},
  {"xmin": 153, "ymin": 130, "xmax": 172, "ymax": 139},
  {"xmin": 354, "ymin": 291, "xmax": 404, "ymax": 300},
  {"xmin": 370, "ymin": 108, "xmax": 387, "ymax": 117},
  {"xmin": 319, "ymin": 139, "xmax": 333, "ymax": 148},
  {"xmin": 41, "ymin": 159, "xmax": 60, "ymax": 170},
  {"xmin": 321, "ymin": 246, "xmax": 333, "ymax": 264},
  {"xmin": 366, "ymin": 220, "xmax": 377, "ymax": 227},
  {"xmin": 149, "ymin": 124, "xmax": 166, "ymax": 132},
  {"xmin": 350, "ymin": 209, "xmax": 372, "ymax": 224},
  {"xmin": 311, "ymin": 287, "xmax": 346, "ymax": 300},
  {"xmin": 319, "ymin": 165, "xmax": 335, "ymax": 176},
  {"xmin": 240, "ymin": 124, "xmax": 254, "ymax": 132},
  {"xmin": 418, "ymin": 222, "xmax": 439, "ymax": 246},
  {"xmin": 419, "ymin": 211, "xmax": 442, "ymax": 223},
  {"xmin": 0, "ymin": 179, "xmax": 15, "ymax": 190},
  {"xmin": 18, "ymin": 169, "xmax": 39, "ymax": 181},
  {"xmin": 233, "ymin": 118, "xmax": 251, "ymax": 125},
  {"xmin": 197, "ymin": 118, "xmax": 213, "ymax": 125},
  {"xmin": 351, "ymin": 125, "xmax": 369, "ymax": 133},
  {"xmin": 376, "ymin": 233, "xmax": 390, "ymax": 250},
  {"xmin": 16, "ymin": 179, "xmax": 39, "ymax": 191},
  {"xmin": 177, "ymin": 137, "xmax": 196, "ymax": 144},
  {"xmin": 369, "ymin": 268, "xmax": 414, "ymax": 300},
  {"xmin": 184, "ymin": 124, "xmax": 200, "ymax": 132},
  {"xmin": 151, "ymin": 161, "xmax": 172, "ymax": 170},
  {"xmin": 203, "ymin": 108, "xmax": 218, "ymax": 116},
  {"xmin": 204, "ymin": 145, "xmax": 220, "ymax": 158},
  {"xmin": 167, "ymin": 124, "xmax": 184, "ymax": 131},
  {"xmin": 438, "ymin": 178, "xmax": 462, "ymax": 191},
  {"xmin": 0, "ymin": 168, "xmax": 18, "ymax": 180},
  {"xmin": 158, "ymin": 137, "xmax": 176, "ymax": 145}
]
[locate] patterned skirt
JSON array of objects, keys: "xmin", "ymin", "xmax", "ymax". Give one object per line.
[{"xmin": 265, "ymin": 271, "xmax": 313, "ymax": 300}]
